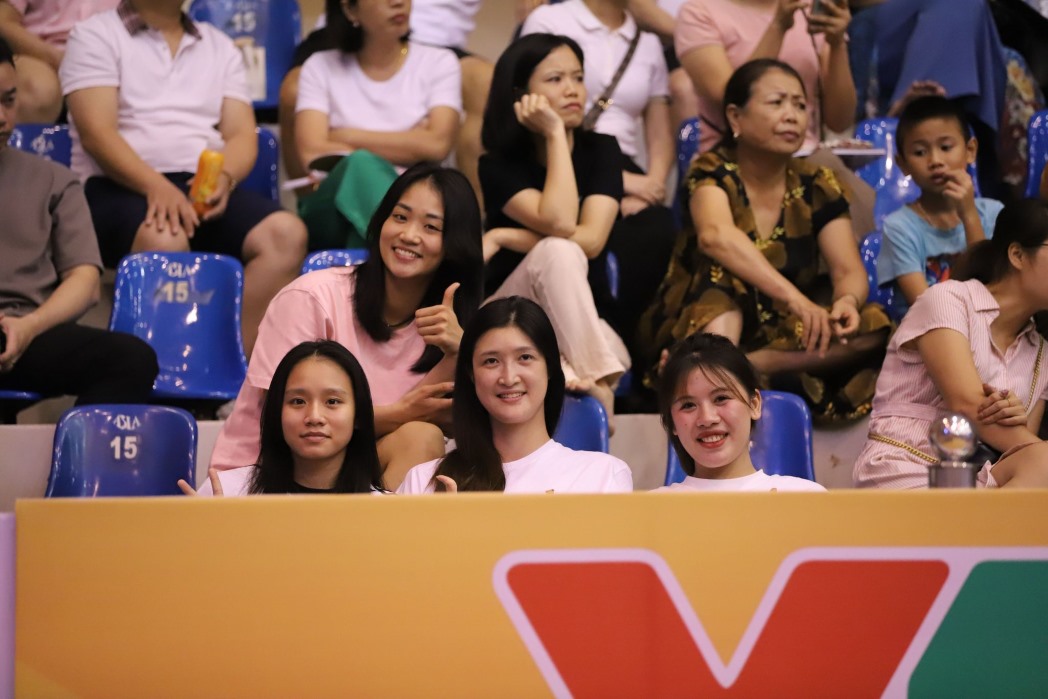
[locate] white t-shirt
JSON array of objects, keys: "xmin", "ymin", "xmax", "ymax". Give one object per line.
[
  {"xmin": 521, "ymin": 0, "xmax": 668, "ymax": 161},
  {"xmin": 397, "ymin": 439, "xmax": 634, "ymax": 494},
  {"xmin": 196, "ymin": 465, "xmax": 386, "ymax": 496},
  {"xmin": 656, "ymin": 471, "xmax": 826, "ymax": 492},
  {"xmin": 296, "ymin": 42, "xmax": 462, "ymax": 134},
  {"xmin": 410, "ymin": 0, "xmax": 482, "ymax": 49},
  {"xmin": 60, "ymin": 9, "xmax": 251, "ymax": 180}
]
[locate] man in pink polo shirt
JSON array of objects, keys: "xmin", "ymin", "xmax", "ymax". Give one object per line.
[
  {"xmin": 0, "ymin": 0, "xmax": 116, "ymax": 121},
  {"xmin": 60, "ymin": 0, "xmax": 307, "ymax": 356}
]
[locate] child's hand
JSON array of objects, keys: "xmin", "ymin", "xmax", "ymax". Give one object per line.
[{"xmin": 941, "ymin": 169, "xmax": 977, "ymax": 216}]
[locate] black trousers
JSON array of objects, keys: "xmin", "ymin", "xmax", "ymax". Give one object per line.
[{"xmin": 0, "ymin": 323, "xmax": 158, "ymax": 405}]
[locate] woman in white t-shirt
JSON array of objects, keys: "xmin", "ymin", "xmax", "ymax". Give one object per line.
[
  {"xmin": 295, "ymin": 0, "xmax": 462, "ymax": 172},
  {"xmin": 398, "ymin": 296, "xmax": 633, "ymax": 494},
  {"xmin": 655, "ymin": 332, "xmax": 825, "ymax": 492},
  {"xmin": 180, "ymin": 341, "xmax": 387, "ymax": 496}
]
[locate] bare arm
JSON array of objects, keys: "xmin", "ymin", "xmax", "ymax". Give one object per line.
[
  {"xmin": 0, "ymin": 2, "xmax": 61, "ymax": 67},
  {"xmin": 812, "ymin": 0, "xmax": 857, "ymax": 132},
  {"xmin": 643, "ymin": 96, "xmax": 674, "ymax": 187},
  {"xmin": 817, "ymin": 217, "xmax": 869, "ymax": 307},
  {"xmin": 627, "ymin": 0, "xmax": 676, "ymax": 38},
  {"xmin": 916, "ymin": 328, "xmax": 1042, "ymax": 452},
  {"xmin": 896, "ymin": 271, "xmax": 928, "ymax": 306},
  {"xmin": 216, "ymin": 98, "xmax": 258, "ymax": 183},
  {"xmin": 329, "ymin": 106, "xmax": 459, "ymax": 166}
]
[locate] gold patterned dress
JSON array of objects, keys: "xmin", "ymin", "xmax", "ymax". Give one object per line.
[{"xmin": 638, "ymin": 147, "xmax": 892, "ymax": 422}]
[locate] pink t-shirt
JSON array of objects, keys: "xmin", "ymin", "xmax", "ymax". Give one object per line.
[
  {"xmin": 674, "ymin": 0, "xmax": 825, "ymax": 153},
  {"xmin": 210, "ymin": 267, "xmax": 428, "ymax": 470},
  {"xmin": 397, "ymin": 439, "xmax": 634, "ymax": 494},
  {"xmin": 9, "ymin": 0, "xmax": 118, "ymax": 48},
  {"xmin": 656, "ymin": 470, "xmax": 825, "ymax": 492},
  {"xmin": 853, "ymin": 279, "xmax": 1048, "ymax": 490}
]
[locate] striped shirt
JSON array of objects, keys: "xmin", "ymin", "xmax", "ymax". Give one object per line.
[{"xmin": 854, "ymin": 279, "xmax": 1047, "ymax": 489}]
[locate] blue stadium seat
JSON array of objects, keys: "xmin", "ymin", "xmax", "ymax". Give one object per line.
[
  {"xmin": 554, "ymin": 393, "xmax": 610, "ymax": 454},
  {"xmin": 46, "ymin": 404, "xmax": 196, "ymax": 497},
  {"xmin": 188, "ymin": 0, "xmax": 302, "ymax": 111},
  {"xmin": 300, "ymin": 248, "xmax": 370, "ymax": 275},
  {"xmin": 859, "ymin": 230, "xmax": 901, "ymax": 320},
  {"xmin": 664, "ymin": 389, "xmax": 815, "ymax": 485},
  {"xmin": 0, "ymin": 389, "xmax": 43, "ymax": 424},
  {"xmin": 1025, "ymin": 110, "xmax": 1048, "ymax": 198},
  {"xmin": 241, "ymin": 126, "xmax": 280, "ymax": 201},
  {"xmin": 674, "ymin": 118, "xmax": 701, "ymax": 227},
  {"xmin": 109, "ymin": 252, "xmax": 248, "ymax": 401},
  {"xmin": 6, "ymin": 124, "xmax": 71, "ymax": 166}
]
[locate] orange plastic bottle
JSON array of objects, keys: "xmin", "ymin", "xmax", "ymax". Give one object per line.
[{"xmin": 189, "ymin": 149, "xmax": 225, "ymax": 216}]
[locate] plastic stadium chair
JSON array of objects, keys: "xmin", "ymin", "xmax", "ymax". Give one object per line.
[
  {"xmin": 676, "ymin": 117, "xmax": 701, "ymax": 187},
  {"xmin": 554, "ymin": 394, "xmax": 610, "ymax": 454},
  {"xmin": 1025, "ymin": 110, "xmax": 1048, "ymax": 198},
  {"xmin": 300, "ymin": 248, "xmax": 370, "ymax": 275},
  {"xmin": 46, "ymin": 404, "xmax": 196, "ymax": 497},
  {"xmin": 859, "ymin": 230, "xmax": 901, "ymax": 320},
  {"xmin": 0, "ymin": 389, "xmax": 43, "ymax": 424},
  {"xmin": 240, "ymin": 126, "xmax": 280, "ymax": 201},
  {"xmin": 664, "ymin": 389, "xmax": 815, "ymax": 485},
  {"xmin": 188, "ymin": 0, "xmax": 302, "ymax": 111},
  {"xmin": 6, "ymin": 124, "xmax": 71, "ymax": 166},
  {"xmin": 109, "ymin": 253, "xmax": 248, "ymax": 400}
]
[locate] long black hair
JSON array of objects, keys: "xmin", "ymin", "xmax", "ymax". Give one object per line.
[
  {"xmin": 433, "ymin": 297, "xmax": 566, "ymax": 491},
  {"xmin": 251, "ymin": 340, "xmax": 384, "ymax": 493},
  {"xmin": 657, "ymin": 333, "xmax": 761, "ymax": 477},
  {"xmin": 720, "ymin": 58, "xmax": 807, "ymax": 149},
  {"xmin": 481, "ymin": 33, "xmax": 585, "ymax": 162},
  {"xmin": 324, "ymin": 0, "xmax": 409, "ymax": 53},
  {"xmin": 957, "ymin": 200, "xmax": 1048, "ymax": 285},
  {"xmin": 352, "ymin": 162, "xmax": 484, "ymax": 373}
]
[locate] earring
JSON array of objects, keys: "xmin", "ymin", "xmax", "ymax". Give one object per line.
[{"xmin": 732, "ymin": 130, "xmax": 740, "ymax": 139}]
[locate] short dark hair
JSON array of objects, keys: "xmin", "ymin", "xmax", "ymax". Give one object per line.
[
  {"xmin": 353, "ymin": 162, "xmax": 484, "ymax": 374},
  {"xmin": 657, "ymin": 333, "xmax": 760, "ymax": 477},
  {"xmin": 252, "ymin": 340, "xmax": 385, "ymax": 494},
  {"xmin": 481, "ymin": 33, "xmax": 585, "ymax": 161},
  {"xmin": 324, "ymin": 0, "xmax": 409, "ymax": 53},
  {"xmin": 433, "ymin": 297, "xmax": 567, "ymax": 492},
  {"xmin": 957, "ymin": 199, "xmax": 1048, "ymax": 285},
  {"xmin": 0, "ymin": 36, "xmax": 14, "ymax": 67},
  {"xmin": 896, "ymin": 95, "xmax": 971, "ymax": 154},
  {"xmin": 721, "ymin": 58, "xmax": 806, "ymax": 148}
]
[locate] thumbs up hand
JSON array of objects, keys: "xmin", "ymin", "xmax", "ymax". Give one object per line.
[{"xmin": 415, "ymin": 282, "xmax": 464, "ymax": 355}]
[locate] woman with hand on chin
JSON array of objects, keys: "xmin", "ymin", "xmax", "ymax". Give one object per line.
[
  {"xmin": 639, "ymin": 59, "xmax": 891, "ymax": 423},
  {"xmin": 397, "ymin": 296, "xmax": 633, "ymax": 494},
  {"xmin": 210, "ymin": 164, "xmax": 484, "ymax": 490},
  {"xmin": 180, "ymin": 341, "xmax": 386, "ymax": 496},
  {"xmin": 655, "ymin": 333, "xmax": 825, "ymax": 491},
  {"xmin": 479, "ymin": 33, "xmax": 632, "ymax": 424}
]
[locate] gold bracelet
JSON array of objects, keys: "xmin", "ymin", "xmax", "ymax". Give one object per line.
[{"xmin": 221, "ymin": 170, "xmax": 237, "ymax": 192}]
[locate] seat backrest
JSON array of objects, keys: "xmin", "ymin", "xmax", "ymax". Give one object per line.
[
  {"xmin": 554, "ymin": 394, "xmax": 610, "ymax": 454},
  {"xmin": 109, "ymin": 252, "xmax": 248, "ymax": 400},
  {"xmin": 46, "ymin": 405, "xmax": 197, "ymax": 497},
  {"xmin": 859, "ymin": 230, "xmax": 900, "ymax": 319},
  {"xmin": 7, "ymin": 124, "xmax": 72, "ymax": 166},
  {"xmin": 188, "ymin": 0, "xmax": 302, "ymax": 110},
  {"xmin": 240, "ymin": 126, "xmax": 279, "ymax": 201},
  {"xmin": 664, "ymin": 389, "xmax": 815, "ymax": 485},
  {"xmin": 676, "ymin": 117, "xmax": 701, "ymax": 187},
  {"xmin": 1026, "ymin": 110, "xmax": 1048, "ymax": 198},
  {"xmin": 300, "ymin": 248, "xmax": 370, "ymax": 275}
]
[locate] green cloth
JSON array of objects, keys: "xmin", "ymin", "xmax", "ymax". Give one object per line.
[{"xmin": 298, "ymin": 150, "xmax": 398, "ymax": 251}]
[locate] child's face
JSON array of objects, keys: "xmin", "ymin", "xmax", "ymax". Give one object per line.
[
  {"xmin": 898, "ymin": 117, "xmax": 976, "ymax": 193},
  {"xmin": 281, "ymin": 357, "xmax": 356, "ymax": 471},
  {"xmin": 670, "ymin": 367, "xmax": 761, "ymax": 478}
]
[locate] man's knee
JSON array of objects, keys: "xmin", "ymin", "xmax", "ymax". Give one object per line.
[
  {"xmin": 244, "ymin": 212, "xmax": 307, "ymax": 264},
  {"xmin": 131, "ymin": 222, "xmax": 191, "ymax": 254},
  {"xmin": 14, "ymin": 55, "xmax": 62, "ymax": 122}
]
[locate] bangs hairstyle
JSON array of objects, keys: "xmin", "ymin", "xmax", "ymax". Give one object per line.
[
  {"xmin": 252, "ymin": 340, "xmax": 384, "ymax": 494},
  {"xmin": 481, "ymin": 33, "xmax": 585, "ymax": 161},
  {"xmin": 957, "ymin": 199, "xmax": 1048, "ymax": 285},
  {"xmin": 719, "ymin": 58, "xmax": 806, "ymax": 149},
  {"xmin": 324, "ymin": 0, "xmax": 409, "ymax": 53},
  {"xmin": 433, "ymin": 297, "xmax": 566, "ymax": 492},
  {"xmin": 0, "ymin": 36, "xmax": 13, "ymax": 67},
  {"xmin": 353, "ymin": 162, "xmax": 484, "ymax": 373},
  {"xmin": 657, "ymin": 333, "xmax": 760, "ymax": 476},
  {"xmin": 895, "ymin": 95, "xmax": 972, "ymax": 154}
]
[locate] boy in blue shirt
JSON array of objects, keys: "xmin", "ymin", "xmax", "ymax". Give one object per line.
[{"xmin": 877, "ymin": 96, "xmax": 1004, "ymax": 314}]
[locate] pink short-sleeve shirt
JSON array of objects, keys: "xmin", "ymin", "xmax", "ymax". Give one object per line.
[
  {"xmin": 674, "ymin": 0, "xmax": 825, "ymax": 153},
  {"xmin": 9, "ymin": 0, "xmax": 118, "ymax": 48},
  {"xmin": 209, "ymin": 267, "xmax": 428, "ymax": 470},
  {"xmin": 853, "ymin": 279, "xmax": 1048, "ymax": 489}
]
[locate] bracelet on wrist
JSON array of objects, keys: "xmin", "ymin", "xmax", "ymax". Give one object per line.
[
  {"xmin": 834, "ymin": 292, "xmax": 861, "ymax": 308},
  {"xmin": 221, "ymin": 170, "xmax": 237, "ymax": 192}
]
